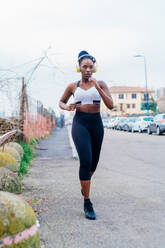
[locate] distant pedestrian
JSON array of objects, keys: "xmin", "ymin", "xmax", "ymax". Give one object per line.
[{"xmin": 59, "ymin": 50, "xmax": 113, "ymax": 220}]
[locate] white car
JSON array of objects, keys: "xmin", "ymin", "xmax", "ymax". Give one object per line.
[
  {"xmin": 132, "ymin": 116, "xmax": 154, "ymax": 133},
  {"xmin": 108, "ymin": 118, "xmax": 116, "ymax": 129},
  {"xmin": 113, "ymin": 117, "xmax": 122, "ymax": 129},
  {"xmin": 102, "ymin": 119, "xmax": 110, "ymax": 128}
]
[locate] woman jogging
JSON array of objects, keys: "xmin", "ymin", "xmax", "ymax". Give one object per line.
[{"xmin": 59, "ymin": 50, "xmax": 113, "ymax": 220}]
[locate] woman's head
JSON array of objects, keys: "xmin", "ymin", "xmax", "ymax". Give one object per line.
[
  {"xmin": 78, "ymin": 50, "xmax": 96, "ymax": 66},
  {"xmin": 77, "ymin": 51, "xmax": 97, "ymax": 78}
]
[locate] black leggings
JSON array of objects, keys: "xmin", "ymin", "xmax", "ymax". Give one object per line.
[{"xmin": 72, "ymin": 111, "xmax": 104, "ymax": 181}]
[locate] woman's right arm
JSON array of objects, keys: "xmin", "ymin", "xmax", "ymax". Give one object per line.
[{"xmin": 59, "ymin": 83, "xmax": 76, "ymax": 111}]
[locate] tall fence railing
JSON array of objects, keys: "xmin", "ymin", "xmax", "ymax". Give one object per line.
[{"xmin": 23, "ymin": 99, "xmax": 56, "ymax": 140}]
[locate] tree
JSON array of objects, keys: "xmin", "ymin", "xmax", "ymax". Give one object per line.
[
  {"xmin": 150, "ymin": 97, "xmax": 157, "ymax": 113},
  {"xmin": 141, "ymin": 97, "xmax": 157, "ymax": 113}
]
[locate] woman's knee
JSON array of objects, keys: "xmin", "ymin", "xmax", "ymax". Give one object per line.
[{"xmin": 79, "ymin": 165, "xmax": 91, "ymax": 180}]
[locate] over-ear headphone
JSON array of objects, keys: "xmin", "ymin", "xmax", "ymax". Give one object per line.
[
  {"xmin": 76, "ymin": 61, "xmax": 98, "ymax": 73},
  {"xmin": 93, "ymin": 62, "xmax": 98, "ymax": 73},
  {"xmin": 76, "ymin": 51, "xmax": 98, "ymax": 73}
]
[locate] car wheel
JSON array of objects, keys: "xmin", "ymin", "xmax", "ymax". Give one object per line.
[
  {"xmin": 147, "ymin": 128, "xmax": 152, "ymax": 135},
  {"xmin": 156, "ymin": 126, "xmax": 161, "ymax": 135}
]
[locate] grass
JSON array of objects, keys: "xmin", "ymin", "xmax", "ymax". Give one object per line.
[
  {"xmin": 18, "ymin": 138, "xmax": 38, "ymax": 178},
  {"xmin": 32, "ymin": 198, "xmax": 40, "ymax": 203}
]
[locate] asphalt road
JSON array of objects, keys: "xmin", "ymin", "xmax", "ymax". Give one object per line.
[
  {"xmin": 97, "ymin": 129, "xmax": 165, "ymax": 248},
  {"xmin": 23, "ymin": 127, "xmax": 165, "ymax": 248}
]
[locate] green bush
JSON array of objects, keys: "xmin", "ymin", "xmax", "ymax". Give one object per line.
[
  {"xmin": 29, "ymin": 138, "xmax": 38, "ymax": 148},
  {"xmin": 18, "ymin": 141, "xmax": 38, "ymax": 177}
]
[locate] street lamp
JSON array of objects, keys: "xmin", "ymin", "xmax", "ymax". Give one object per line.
[{"xmin": 134, "ymin": 54, "xmax": 149, "ymax": 114}]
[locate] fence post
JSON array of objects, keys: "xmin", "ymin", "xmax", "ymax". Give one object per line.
[{"xmin": 19, "ymin": 77, "xmax": 26, "ymax": 141}]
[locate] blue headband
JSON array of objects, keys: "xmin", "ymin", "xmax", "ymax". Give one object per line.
[{"xmin": 78, "ymin": 50, "xmax": 96, "ymax": 63}]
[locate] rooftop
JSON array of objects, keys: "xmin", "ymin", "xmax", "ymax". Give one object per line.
[{"xmin": 110, "ymin": 86, "xmax": 154, "ymax": 93}]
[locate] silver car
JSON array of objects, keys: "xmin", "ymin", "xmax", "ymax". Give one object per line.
[{"xmin": 147, "ymin": 114, "xmax": 165, "ymax": 135}]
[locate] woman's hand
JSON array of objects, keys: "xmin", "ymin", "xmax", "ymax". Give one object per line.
[
  {"xmin": 67, "ymin": 102, "xmax": 76, "ymax": 111},
  {"xmin": 89, "ymin": 77, "xmax": 100, "ymax": 88},
  {"xmin": 59, "ymin": 83, "xmax": 76, "ymax": 111}
]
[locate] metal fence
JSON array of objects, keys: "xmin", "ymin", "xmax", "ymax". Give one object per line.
[{"xmin": 0, "ymin": 79, "xmax": 56, "ymax": 141}]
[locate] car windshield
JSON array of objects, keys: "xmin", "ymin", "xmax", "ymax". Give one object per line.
[
  {"xmin": 129, "ymin": 119, "xmax": 137, "ymax": 122},
  {"xmin": 143, "ymin": 117, "xmax": 153, "ymax": 121},
  {"xmin": 120, "ymin": 119, "xmax": 127, "ymax": 122},
  {"xmin": 163, "ymin": 115, "xmax": 165, "ymax": 119}
]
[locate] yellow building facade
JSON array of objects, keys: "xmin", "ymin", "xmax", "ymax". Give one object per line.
[{"xmin": 101, "ymin": 86, "xmax": 155, "ymax": 117}]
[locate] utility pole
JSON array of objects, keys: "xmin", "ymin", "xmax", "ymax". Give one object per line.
[{"xmin": 134, "ymin": 55, "xmax": 150, "ymax": 115}]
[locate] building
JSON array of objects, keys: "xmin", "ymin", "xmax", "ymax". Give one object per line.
[
  {"xmin": 155, "ymin": 87, "xmax": 165, "ymax": 99},
  {"xmin": 100, "ymin": 86, "xmax": 155, "ymax": 117},
  {"xmin": 157, "ymin": 95, "xmax": 165, "ymax": 113}
]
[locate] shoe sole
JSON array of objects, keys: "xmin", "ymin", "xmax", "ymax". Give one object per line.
[
  {"xmin": 84, "ymin": 211, "xmax": 96, "ymax": 220},
  {"xmin": 85, "ymin": 216, "xmax": 96, "ymax": 220}
]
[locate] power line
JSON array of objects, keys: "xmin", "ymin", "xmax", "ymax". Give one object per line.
[
  {"xmin": 0, "ymin": 48, "xmax": 67, "ymax": 96},
  {"xmin": 0, "ymin": 57, "xmax": 43, "ymax": 71},
  {"xmin": 25, "ymin": 56, "xmax": 46, "ymax": 85}
]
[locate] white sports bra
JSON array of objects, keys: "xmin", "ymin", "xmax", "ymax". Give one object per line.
[{"xmin": 74, "ymin": 81, "xmax": 101, "ymax": 106}]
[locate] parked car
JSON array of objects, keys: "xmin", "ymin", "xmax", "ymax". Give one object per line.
[
  {"xmin": 131, "ymin": 116, "xmax": 154, "ymax": 133},
  {"xmin": 65, "ymin": 119, "xmax": 72, "ymax": 126},
  {"xmin": 102, "ymin": 119, "xmax": 110, "ymax": 128},
  {"xmin": 123, "ymin": 117, "xmax": 138, "ymax": 132},
  {"xmin": 112, "ymin": 117, "xmax": 121, "ymax": 129},
  {"xmin": 116, "ymin": 118, "xmax": 128, "ymax": 130},
  {"xmin": 147, "ymin": 113, "xmax": 165, "ymax": 135},
  {"xmin": 108, "ymin": 118, "xmax": 116, "ymax": 129}
]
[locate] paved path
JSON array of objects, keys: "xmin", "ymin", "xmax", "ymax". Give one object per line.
[
  {"xmin": 23, "ymin": 127, "xmax": 165, "ymax": 248},
  {"xmin": 36, "ymin": 127, "xmax": 72, "ymax": 160}
]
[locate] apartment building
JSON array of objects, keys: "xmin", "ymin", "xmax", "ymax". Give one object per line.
[
  {"xmin": 155, "ymin": 87, "xmax": 165, "ymax": 99},
  {"xmin": 100, "ymin": 86, "xmax": 155, "ymax": 117}
]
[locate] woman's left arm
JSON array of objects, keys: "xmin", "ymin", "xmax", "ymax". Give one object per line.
[{"xmin": 89, "ymin": 78, "xmax": 114, "ymax": 110}]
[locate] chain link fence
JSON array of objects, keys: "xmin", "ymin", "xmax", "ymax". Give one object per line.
[{"xmin": 0, "ymin": 79, "xmax": 56, "ymax": 141}]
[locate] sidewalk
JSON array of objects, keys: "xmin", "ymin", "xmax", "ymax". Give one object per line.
[
  {"xmin": 36, "ymin": 127, "xmax": 73, "ymax": 160},
  {"xmin": 22, "ymin": 127, "xmax": 83, "ymax": 248}
]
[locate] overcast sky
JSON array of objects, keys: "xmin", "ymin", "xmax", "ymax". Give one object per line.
[{"xmin": 0, "ymin": 0, "xmax": 165, "ymax": 114}]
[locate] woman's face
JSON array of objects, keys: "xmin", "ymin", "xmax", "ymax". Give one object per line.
[{"xmin": 80, "ymin": 58, "xmax": 94, "ymax": 79}]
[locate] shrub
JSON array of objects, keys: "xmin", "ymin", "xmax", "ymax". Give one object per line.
[{"xmin": 18, "ymin": 141, "xmax": 38, "ymax": 177}]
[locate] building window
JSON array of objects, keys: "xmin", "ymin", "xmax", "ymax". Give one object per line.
[
  {"xmin": 132, "ymin": 93, "xmax": 136, "ymax": 99},
  {"xmin": 132, "ymin": 104, "xmax": 136, "ymax": 108},
  {"xmin": 127, "ymin": 104, "xmax": 130, "ymax": 109},
  {"xmin": 120, "ymin": 104, "xmax": 123, "ymax": 111},
  {"xmin": 119, "ymin": 94, "xmax": 124, "ymax": 99}
]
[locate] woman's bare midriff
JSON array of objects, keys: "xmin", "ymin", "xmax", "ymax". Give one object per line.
[{"xmin": 76, "ymin": 104, "xmax": 100, "ymax": 113}]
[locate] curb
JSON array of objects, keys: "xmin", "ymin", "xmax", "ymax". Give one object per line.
[{"xmin": 67, "ymin": 126, "xmax": 78, "ymax": 159}]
